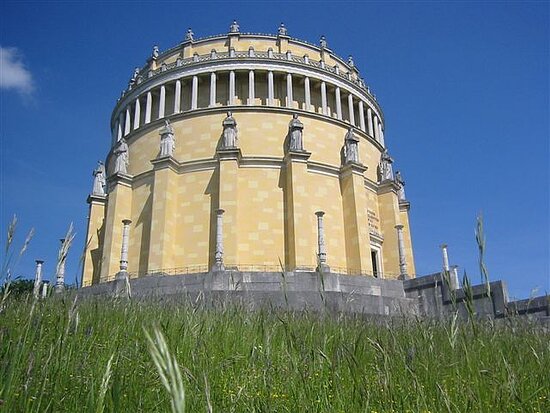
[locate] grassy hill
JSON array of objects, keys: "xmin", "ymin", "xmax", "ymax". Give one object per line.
[{"xmin": 0, "ymin": 295, "xmax": 548, "ymax": 412}]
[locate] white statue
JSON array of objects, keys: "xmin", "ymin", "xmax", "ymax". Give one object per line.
[
  {"xmin": 348, "ymin": 55, "xmax": 355, "ymax": 68},
  {"xmin": 159, "ymin": 120, "xmax": 175, "ymax": 157},
  {"xmin": 379, "ymin": 149, "xmax": 394, "ymax": 182},
  {"xmin": 114, "ymin": 138, "xmax": 129, "ymax": 174},
  {"xmin": 222, "ymin": 112, "xmax": 238, "ymax": 148},
  {"xmin": 320, "ymin": 35, "xmax": 327, "ymax": 49},
  {"xmin": 92, "ymin": 161, "xmax": 106, "ymax": 195},
  {"xmin": 229, "ymin": 20, "xmax": 240, "ymax": 33},
  {"xmin": 343, "ymin": 127, "xmax": 359, "ymax": 164},
  {"xmin": 395, "ymin": 171, "xmax": 406, "ymax": 201},
  {"xmin": 185, "ymin": 28, "xmax": 194, "ymax": 41},
  {"xmin": 152, "ymin": 45, "xmax": 159, "ymax": 59},
  {"xmin": 131, "ymin": 67, "xmax": 139, "ymax": 82},
  {"xmin": 278, "ymin": 23, "xmax": 288, "ymax": 36},
  {"xmin": 288, "ymin": 114, "xmax": 304, "ymax": 151}
]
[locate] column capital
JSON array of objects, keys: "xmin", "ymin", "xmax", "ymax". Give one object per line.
[
  {"xmin": 394, "ymin": 224, "xmax": 404, "ymax": 230},
  {"xmin": 340, "ymin": 162, "xmax": 367, "ymax": 178},
  {"xmin": 377, "ymin": 179, "xmax": 400, "ymax": 195},
  {"xmin": 122, "ymin": 219, "xmax": 132, "ymax": 225},
  {"xmin": 284, "ymin": 150, "xmax": 311, "ymax": 164},
  {"xmin": 151, "ymin": 156, "xmax": 179, "ymax": 172},
  {"xmin": 315, "ymin": 210, "xmax": 325, "ymax": 217},
  {"xmin": 35, "ymin": 259, "xmax": 44, "ymax": 265},
  {"xmin": 87, "ymin": 193, "xmax": 107, "ymax": 205},
  {"xmin": 217, "ymin": 147, "xmax": 242, "ymax": 162},
  {"xmin": 440, "ymin": 244, "xmax": 448, "ymax": 249},
  {"xmin": 398, "ymin": 200, "xmax": 411, "ymax": 211},
  {"xmin": 107, "ymin": 172, "xmax": 133, "ymax": 188}
]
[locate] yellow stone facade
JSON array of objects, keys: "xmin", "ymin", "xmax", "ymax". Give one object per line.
[{"xmin": 81, "ymin": 25, "xmax": 416, "ymax": 286}]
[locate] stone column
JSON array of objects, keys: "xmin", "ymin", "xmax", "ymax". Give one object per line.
[
  {"xmin": 124, "ymin": 108, "xmax": 131, "ymax": 136},
  {"xmin": 348, "ymin": 94, "xmax": 355, "ymax": 125},
  {"xmin": 367, "ymin": 107, "xmax": 374, "ymax": 137},
  {"xmin": 145, "ymin": 91, "xmax": 152, "ymax": 124},
  {"xmin": 119, "ymin": 219, "xmax": 132, "ymax": 273},
  {"xmin": 174, "ymin": 80, "xmax": 182, "ymax": 113},
  {"xmin": 321, "ymin": 81, "xmax": 327, "ymax": 115},
  {"xmin": 229, "ymin": 71, "xmax": 236, "ymax": 105},
  {"xmin": 159, "ymin": 85, "xmax": 166, "ymax": 118},
  {"xmin": 450, "ymin": 265, "xmax": 460, "ymax": 290},
  {"xmin": 112, "ymin": 120, "xmax": 119, "ymax": 145},
  {"xmin": 33, "ymin": 260, "xmax": 44, "ymax": 298},
  {"xmin": 315, "ymin": 211, "xmax": 330, "ymax": 272},
  {"xmin": 209, "ymin": 72, "xmax": 216, "ymax": 107},
  {"xmin": 41, "ymin": 281, "xmax": 48, "ymax": 299},
  {"xmin": 304, "ymin": 76, "xmax": 311, "ymax": 111},
  {"xmin": 248, "ymin": 70, "xmax": 255, "ymax": 105},
  {"xmin": 358, "ymin": 100, "xmax": 365, "ymax": 131},
  {"xmin": 55, "ymin": 239, "xmax": 66, "ymax": 293},
  {"xmin": 191, "ymin": 75, "xmax": 198, "ymax": 110},
  {"xmin": 213, "ymin": 209, "xmax": 225, "ymax": 271},
  {"xmin": 268, "ymin": 71, "xmax": 274, "ymax": 105},
  {"xmin": 395, "ymin": 225, "xmax": 408, "ymax": 279},
  {"xmin": 133, "ymin": 98, "xmax": 141, "ymax": 130},
  {"xmin": 373, "ymin": 115, "xmax": 380, "ymax": 141},
  {"xmin": 379, "ymin": 122, "xmax": 386, "ymax": 147},
  {"xmin": 117, "ymin": 113, "xmax": 124, "ymax": 141},
  {"xmin": 335, "ymin": 87, "xmax": 342, "ymax": 120},
  {"xmin": 440, "ymin": 244, "xmax": 450, "ymax": 272},
  {"xmin": 286, "ymin": 73, "xmax": 293, "ymax": 108}
]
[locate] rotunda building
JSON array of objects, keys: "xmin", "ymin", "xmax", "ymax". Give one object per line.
[{"xmin": 82, "ymin": 22, "xmax": 415, "ymax": 287}]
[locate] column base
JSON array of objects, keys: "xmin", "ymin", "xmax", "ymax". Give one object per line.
[
  {"xmin": 113, "ymin": 271, "xmax": 131, "ymax": 298},
  {"xmin": 211, "ymin": 263, "xmax": 225, "ymax": 272},
  {"xmin": 317, "ymin": 264, "xmax": 331, "ymax": 274}
]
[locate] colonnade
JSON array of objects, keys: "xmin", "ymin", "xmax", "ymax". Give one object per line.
[{"xmin": 113, "ymin": 68, "xmax": 386, "ymax": 147}]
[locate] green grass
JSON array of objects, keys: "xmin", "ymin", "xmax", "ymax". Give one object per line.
[{"xmin": 0, "ymin": 296, "xmax": 548, "ymax": 412}]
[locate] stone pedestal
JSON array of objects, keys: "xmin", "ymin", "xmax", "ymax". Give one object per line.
[
  {"xmin": 217, "ymin": 148, "xmax": 241, "ymax": 268},
  {"xmin": 378, "ymin": 181, "xmax": 405, "ymax": 278},
  {"xmin": 340, "ymin": 162, "xmax": 373, "ymax": 275},
  {"xmin": 148, "ymin": 156, "xmax": 179, "ymax": 272},
  {"xmin": 283, "ymin": 150, "xmax": 313, "ymax": 270},
  {"xmin": 101, "ymin": 173, "xmax": 133, "ymax": 281},
  {"xmin": 82, "ymin": 194, "xmax": 106, "ymax": 286}
]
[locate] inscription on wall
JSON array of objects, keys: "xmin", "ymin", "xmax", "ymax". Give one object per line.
[{"xmin": 367, "ymin": 209, "xmax": 380, "ymax": 233}]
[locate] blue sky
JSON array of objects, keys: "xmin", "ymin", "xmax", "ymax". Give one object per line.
[{"xmin": 1, "ymin": 2, "xmax": 548, "ymax": 299}]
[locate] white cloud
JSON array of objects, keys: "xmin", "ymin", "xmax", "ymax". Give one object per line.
[{"xmin": 0, "ymin": 46, "xmax": 34, "ymax": 95}]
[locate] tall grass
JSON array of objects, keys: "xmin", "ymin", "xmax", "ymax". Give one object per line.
[{"xmin": 0, "ymin": 296, "xmax": 548, "ymax": 412}]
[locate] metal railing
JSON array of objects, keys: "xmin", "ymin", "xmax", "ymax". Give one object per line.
[{"xmin": 118, "ymin": 264, "xmax": 412, "ymax": 281}]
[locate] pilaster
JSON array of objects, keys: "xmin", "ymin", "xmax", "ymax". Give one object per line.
[
  {"xmin": 399, "ymin": 204, "xmax": 416, "ymax": 276},
  {"xmin": 82, "ymin": 194, "xmax": 107, "ymax": 286},
  {"xmin": 217, "ymin": 148, "xmax": 241, "ymax": 267},
  {"xmin": 283, "ymin": 150, "xmax": 313, "ymax": 270},
  {"xmin": 147, "ymin": 156, "xmax": 180, "ymax": 272},
  {"xmin": 340, "ymin": 163, "xmax": 373, "ymax": 275},
  {"xmin": 101, "ymin": 173, "xmax": 133, "ymax": 281},
  {"xmin": 377, "ymin": 180, "xmax": 403, "ymax": 278}
]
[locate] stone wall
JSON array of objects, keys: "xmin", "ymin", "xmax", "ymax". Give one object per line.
[{"xmin": 78, "ymin": 270, "xmax": 549, "ymax": 323}]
